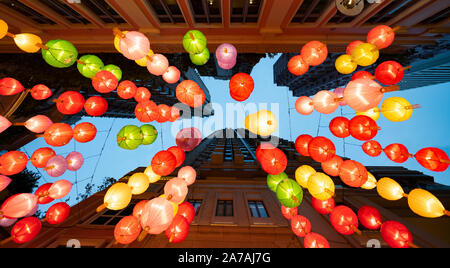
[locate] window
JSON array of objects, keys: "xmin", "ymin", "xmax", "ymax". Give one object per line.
[
  {"xmin": 188, "ymin": 199, "xmax": 203, "ymax": 216},
  {"xmin": 216, "ymin": 200, "xmax": 233, "ymax": 217},
  {"xmin": 248, "ymin": 201, "xmax": 268, "ymax": 218}
]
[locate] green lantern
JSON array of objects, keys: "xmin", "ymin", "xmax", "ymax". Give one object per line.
[
  {"xmin": 102, "ymin": 64, "xmax": 122, "ymax": 81},
  {"xmin": 41, "ymin": 39, "xmax": 78, "ymax": 68},
  {"xmin": 140, "ymin": 124, "xmax": 158, "ymax": 145},
  {"xmin": 183, "ymin": 30, "xmax": 207, "ymax": 54},
  {"xmin": 190, "ymin": 48, "xmax": 210, "ymax": 66},
  {"xmin": 117, "ymin": 125, "xmax": 143, "ymax": 150},
  {"xmin": 276, "ymin": 179, "xmax": 303, "ymax": 208},
  {"xmin": 267, "ymin": 172, "xmax": 288, "ymax": 192},
  {"xmin": 77, "ymin": 55, "xmax": 104, "ymax": 78}
]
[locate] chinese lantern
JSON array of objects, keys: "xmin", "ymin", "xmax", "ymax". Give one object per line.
[
  {"xmin": 48, "ymin": 179, "xmax": 72, "ymax": 199},
  {"xmin": 329, "ymin": 116, "xmax": 350, "ymax": 138},
  {"xmin": 339, "ymin": 160, "xmax": 368, "ymax": 188},
  {"xmin": 295, "ymin": 96, "xmax": 314, "ymax": 115},
  {"xmin": 367, "ymin": 25, "xmax": 396, "ymax": 50},
  {"xmin": 376, "ymin": 177, "xmax": 405, "ymax": 201},
  {"xmin": 41, "ymin": 39, "xmax": 78, "ymax": 68},
  {"xmin": 164, "ymin": 178, "xmax": 188, "ymax": 204},
  {"xmin": 362, "ymin": 140, "xmax": 383, "ymax": 157},
  {"xmin": 176, "ymin": 80, "xmax": 206, "ymax": 108},
  {"xmin": 333, "ymin": 87, "xmax": 346, "ymax": 106},
  {"xmin": 351, "ymin": 43, "xmax": 379, "ymax": 67},
  {"xmin": 281, "ymin": 205, "xmax": 298, "ymax": 220},
  {"xmin": 307, "ymin": 172, "xmax": 335, "ymax": 201},
  {"xmin": 151, "ymin": 151, "xmax": 177, "ymax": 176},
  {"xmin": 375, "ymin": 61, "xmax": 407, "ymax": 85},
  {"xmin": 92, "ymin": 70, "xmax": 118, "ymax": 94},
  {"xmin": 84, "ymin": 96, "xmax": 108, "ymax": 117},
  {"xmin": 217, "ymin": 57, "xmax": 235, "ymax": 70},
  {"xmin": 175, "ymin": 127, "xmax": 202, "ymax": 152},
  {"xmin": 0, "ymin": 217, "xmax": 16, "ymax": 228},
  {"xmin": 312, "ymin": 90, "xmax": 339, "ymax": 114},
  {"xmin": 139, "ymin": 197, "xmax": 174, "ymax": 239},
  {"xmin": 191, "ymin": 48, "xmax": 210, "ymax": 66},
  {"xmin": 66, "ymin": 152, "xmax": 84, "ymax": 171},
  {"xmin": 117, "ymin": 125, "xmax": 143, "ymax": 150},
  {"xmin": 357, "ymin": 205, "xmax": 382, "ymax": 230},
  {"xmin": 25, "ymin": 203, "xmax": 38, "ymax": 217},
  {"xmin": 13, "ymin": 33, "xmax": 43, "ymax": 53},
  {"xmin": 0, "ymin": 116, "xmax": 11, "ymax": 134},
  {"xmin": 351, "ymin": 70, "xmax": 374, "ymax": 81},
  {"xmin": 30, "ymin": 84, "xmax": 52, "ymax": 100},
  {"xmin": 146, "ymin": 54, "xmax": 169, "ymax": 76},
  {"xmin": 229, "ymin": 73, "xmax": 254, "ymax": 102},
  {"xmin": 77, "ymin": 54, "xmax": 104, "ymax": 78},
  {"xmin": 276, "ymin": 179, "xmax": 303, "ymax": 208},
  {"xmin": 383, "ymin": 143, "xmax": 411, "ymax": 164},
  {"xmin": 127, "ymin": 173, "xmax": 150, "ymax": 195},
  {"xmin": 134, "ymin": 87, "xmax": 151, "ymax": 103},
  {"xmin": 308, "ymin": 136, "xmax": 336, "ymax": 163},
  {"xmin": 114, "ymin": 215, "xmax": 141, "ymax": 245},
  {"xmin": 156, "ymin": 104, "xmax": 172, "ymax": 123},
  {"xmin": 183, "ymin": 30, "xmax": 207, "ymax": 54},
  {"xmin": 167, "ymin": 146, "xmax": 185, "ymax": 168},
  {"xmin": 301, "ymin": 41, "xmax": 328, "ymax": 66},
  {"xmin": 258, "ymin": 147, "xmax": 287, "ymax": 175},
  {"xmin": 178, "ymin": 202, "xmax": 195, "ymax": 224},
  {"xmin": 414, "ymin": 147, "xmax": 449, "ymax": 172},
  {"xmin": 165, "ymin": 214, "xmax": 189, "ymax": 243},
  {"xmin": 381, "ymin": 97, "xmax": 416, "ymax": 122},
  {"xmin": 380, "ymin": 221, "xmax": 415, "ymax": 248},
  {"xmin": 102, "ymin": 64, "xmax": 122, "ymax": 81},
  {"xmin": 321, "ymin": 155, "xmax": 343, "ymax": 177},
  {"xmin": 55, "ymin": 91, "xmax": 85, "ymax": 115},
  {"xmin": 256, "ymin": 143, "xmax": 276, "ymax": 161},
  {"xmin": 361, "ymin": 172, "xmax": 377, "ymax": 190},
  {"xmin": 294, "ymin": 165, "xmax": 315, "ymax": 189},
  {"xmin": 267, "ymin": 172, "xmax": 288, "ymax": 192},
  {"xmin": 73, "ymin": 122, "xmax": 97, "ymax": 143},
  {"xmin": 407, "ymin": 188, "xmax": 449, "ymax": 218},
  {"xmin": 117, "ymin": 80, "xmax": 137, "ymax": 100},
  {"xmin": 162, "ymin": 66, "xmax": 181, "ymax": 84},
  {"xmin": 245, "ymin": 110, "xmax": 278, "ymax": 137},
  {"xmin": 288, "ymin": 55, "xmax": 309, "ymax": 76},
  {"xmin": 356, "ymin": 106, "xmax": 381, "ymax": 121},
  {"xmin": 43, "ymin": 123, "xmax": 73, "ymax": 147},
  {"xmin": 20, "ymin": 115, "xmax": 53, "ymax": 133},
  {"xmin": 34, "ymin": 183, "xmax": 54, "ymax": 204},
  {"xmin": 335, "ymin": 54, "xmax": 357, "ymax": 74},
  {"xmin": 304, "ymin": 232, "xmax": 330, "ymax": 248},
  {"xmin": 133, "ymin": 200, "xmax": 148, "ymax": 219},
  {"xmin": 330, "ymin": 205, "xmax": 360, "ymax": 235},
  {"xmin": 169, "ymin": 106, "xmax": 181, "ymax": 122},
  {"xmin": 0, "ymin": 19, "xmax": 6, "ymax": 39},
  {"xmin": 346, "ymin": 40, "xmax": 364, "ymax": 55},
  {"xmin": 349, "ymin": 115, "xmax": 379, "ymax": 141},
  {"xmin": 97, "ymin": 183, "xmax": 132, "ymax": 212},
  {"xmin": 0, "ymin": 151, "xmax": 28, "ymax": 176},
  {"xmin": 0, "ymin": 193, "xmax": 37, "ymax": 219},
  {"xmin": 7, "ymin": 217, "xmax": 41, "ymax": 244},
  {"xmin": 45, "ymin": 202, "xmax": 70, "ymax": 225},
  {"xmin": 291, "ymin": 215, "xmax": 311, "ymax": 237},
  {"xmin": 113, "ymin": 29, "xmax": 128, "ymax": 53},
  {"xmin": 45, "ymin": 155, "xmax": 68, "ymax": 177},
  {"xmin": 295, "ymin": 134, "xmax": 313, "ymax": 156},
  {"xmin": 117, "ymin": 30, "xmax": 150, "ymax": 60},
  {"xmin": 140, "ymin": 124, "xmax": 158, "ymax": 145},
  {"xmin": 0, "ymin": 175, "xmax": 11, "ymax": 192},
  {"xmin": 216, "ymin": 43, "xmax": 237, "ymax": 65},
  {"xmin": 344, "ymin": 78, "xmax": 398, "ymax": 112},
  {"xmin": 0, "ymin": 77, "xmax": 24, "ymax": 96},
  {"xmin": 311, "ymin": 197, "xmax": 335, "ymax": 215},
  {"xmin": 144, "ymin": 165, "xmax": 161, "ymax": 183},
  {"xmin": 135, "ymin": 100, "xmax": 158, "ymax": 123}
]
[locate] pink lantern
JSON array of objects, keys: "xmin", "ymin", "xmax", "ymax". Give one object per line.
[
  {"xmin": 216, "ymin": 43, "xmax": 237, "ymax": 64},
  {"xmin": 140, "ymin": 197, "xmax": 174, "ymax": 235},
  {"xmin": 147, "ymin": 54, "xmax": 169, "ymax": 76},
  {"xmin": 162, "ymin": 66, "xmax": 181, "ymax": 84},
  {"xmin": 164, "ymin": 177, "xmax": 188, "ymax": 204},
  {"xmin": 0, "ymin": 175, "xmax": 11, "ymax": 192},
  {"xmin": 44, "ymin": 155, "xmax": 67, "ymax": 177},
  {"xmin": 295, "ymin": 96, "xmax": 314, "ymax": 115},
  {"xmin": 0, "ymin": 193, "xmax": 38, "ymax": 219},
  {"xmin": 66, "ymin": 152, "xmax": 84, "ymax": 171},
  {"xmin": 0, "ymin": 116, "xmax": 12, "ymax": 134},
  {"xmin": 48, "ymin": 179, "xmax": 72, "ymax": 199},
  {"xmin": 344, "ymin": 78, "xmax": 397, "ymax": 111},
  {"xmin": 177, "ymin": 166, "xmax": 196, "ymax": 186},
  {"xmin": 23, "ymin": 115, "xmax": 53, "ymax": 133},
  {"xmin": 313, "ymin": 90, "xmax": 339, "ymax": 114},
  {"xmin": 218, "ymin": 59, "xmax": 236, "ymax": 70},
  {"xmin": 24, "ymin": 203, "xmax": 39, "ymax": 217},
  {"xmin": 176, "ymin": 127, "xmax": 202, "ymax": 152},
  {"xmin": 333, "ymin": 87, "xmax": 346, "ymax": 106},
  {"xmin": 0, "ymin": 216, "xmax": 17, "ymax": 227},
  {"xmin": 119, "ymin": 31, "xmax": 150, "ymax": 60}
]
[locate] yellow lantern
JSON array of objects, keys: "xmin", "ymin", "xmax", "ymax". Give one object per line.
[
  {"xmin": 160, "ymin": 194, "xmax": 180, "ymax": 216},
  {"xmin": 295, "ymin": 165, "xmax": 316, "ymax": 188},
  {"xmin": 356, "ymin": 106, "xmax": 381, "ymax": 121},
  {"xmin": 376, "ymin": 177, "xmax": 405, "ymax": 201},
  {"xmin": 361, "ymin": 172, "xmax": 377, "ymax": 190},
  {"xmin": 0, "ymin": 20, "xmax": 8, "ymax": 39},
  {"xmin": 407, "ymin": 188, "xmax": 449, "ymax": 218},
  {"xmin": 144, "ymin": 165, "xmax": 161, "ymax": 183},
  {"xmin": 97, "ymin": 182, "xmax": 132, "ymax": 212},
  {"xmin": 244, "ymin": 110, "xmax": 278, "ymax": 137},
  {"xmin": 135, "ymin": 50, "xmax": 154, "ymax": 67},
  {"xmin": 335, "ymin": 54, "xmax": 357, "ymax": 74},
  {"xmin": 307, "ymin": 172, "xmax": 335, "ymax": 201},
  {"xmin": 14, "ymin": 33, "xmax": 43, "ymax": 53},
  {"xmin": 113, "ymin": 30, "xmax": 128, "ymax": 53},
  {"xmin": 381, "ymin": 97, "xmax": 415, "ymax": 122},
  {"xmin": 127, "ymin": 173, "xmax": 150, "ymax": 195},
  {"xmin": 351, "ymin": 43, "xmax": 379, "ymax": 67}
]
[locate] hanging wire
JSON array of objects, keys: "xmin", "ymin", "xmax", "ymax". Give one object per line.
[
  {"xmin": 286, "ymin": 86, "xmax": 293, "ymax": 142},
  {"xmin": 340, "ymin": 106, "xmax": 346, "ymax": 158},
  {"xmin": 316, "ymin": 113, "xmax": 322, "ymax": 137}
]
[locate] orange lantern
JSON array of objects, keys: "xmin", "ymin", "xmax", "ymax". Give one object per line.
[
  {"xmin": 383, "ymin": 143, "xmax": 411, "ymax": 163},
  {"xmin": 348, "ymin": 115, "xmax": 379, "ymax": 141},
  {"xmin": 301, "ymin": 41, "xmax": 328, "ymax": 66},
  {"xmin": 321, "ymin": 155, "xmax": 343, "ymax": 177},
  {"xmin": 30, "ymin": 147, "xmax": 55, "ymax": 168},
  {"xmin": 167, "ymin": 146, "xmax": 185, "ymax": 168},
  {"xmin": 295, "ymin": 134, "xmax": 313, "ymax": 156},
  {"xmin": 117, "ymin": 80, "xmax": 137, "ymax": 100},
  {"xmin": 229, "ymin": 73, "xmax": 254, "ymax": 102},
  {"xmin": 0, "ymin": 151, "xmax": 28, "ymax": 176},
  {"xmin": 414, "ymin": 147, "xmax": 449, "ymax": 172},
  {"xmin": 308, "ymin": 136, "xmax": 336, "ymax": 163},
  {"xmin": 135, "ymin": 100, "xmax": 158, "ymax": 123},
  {"xmin": 73, "ymin": 122, "xmax": 97, "ymax": 143},
  {"xmin": 367, "ymin": 25, "xmax": 396, "ymax": 50},
  {"xmin": 339, "ymin": 160, "xmax": 368, "ymax": 188},
  {"xmin": 329, "ymin": 116, "xmax": 350, "ymax": 138},
  {"xmin": 176, "ymin": 80, "xmax": 206, "ymax": 108},
  {"xmin": 258, "ymin": 147, "xmax": 287, "ymax": 175},
  {"xmin": 151, "ymin": 150, "xmax": 177, "ymax": 176},
  {"xmin": 165, "ymin": 214, "xmax": 189, "ymax": 243},
  {"xmin": 42, "ymin": 123, "xmax": 73, "ymax": 147},
  {"xmin": 288, "ymin": 55, "xmax": 309, "ymax": 76},
  {"xmin": 114, "ymin": 215, "xmax": 141, "ymax": 245},
  {"xmin": 362, "ymin": 140, "xmax": 383, "ymax": 157}
]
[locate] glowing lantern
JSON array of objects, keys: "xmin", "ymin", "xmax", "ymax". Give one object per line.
[
  {"xmin": 0, "ymin": 193, "xmax": 37, "ymax": 219},
  {"xmin": 376, "ymin": 177, "xmax": 405, "ymax": 201},
  {"xmin": 134, "ymin": 87, "xmax": 151, "ymax": 103},
  {"xmin": 169, "ymin": 106, "xmax": 181, "ymax": 122},
  {"xmin": 164, "ymin": 178, "xmax": 188, "ymax": 204},
  {"xmin": 48, "ymin": 179, "xmax": 72, "ymax": 199},
  {"xmin": 117, "ymin": 80, "xmax": 137, "ymax": 100},
  {"xmin": 329, "ymin": 116, "xmax": 350, "ymax": 138},
  {"xmin": 0, "ymin": 217, "xmax": 16, "ymax": 228},
  {"xmin": 113, "ymin": 30, "xmax": 128, "ymax": 52},
  {"xmin": 135, "ymin": 50, "xmax": 154, "ymax": 66},
  {"xmin": 165, "ymin": 214, "xmax": 189, "ymax": 244},
  {"xmin": 294, "ymin": 165, "xmax": 315, "ymax": 189},
  {"xmin": 65, "ymin": 152, "xmax": 83, "ymax": 172},
  {"xmin": 175, "ymin": 166, "xmax": 195, "ymax": 186},
  {"xmin": 135, "ymin": 100, "xmax": 158, "ymax": 123},
  {"xmin": 216, "ymin": 43, "xmax": 237, "ymax": 65},
  {"xmin": 45, "ymin": 202, "xmax": 70, "ymax": 225},
  {"xmin": 0, "ymin": 19, "xmax": 8, "ymax": 39},
  {"xmin": 380, "ymin": 221, "xmax": 415, "ymax": 248},
  {"xmin": 190, "ymin": 48, "xmax": 210, "ymax": 66},
  {"xmin": 151, "ymin": 151, "xmax": 177, "ymax": 176},
  {"xmin": 41, "ymin": 39, "xmax": 78, "ymax": 68},
  {"xmin": 0, "ymin": 116, "xmax": 11, "ymax": 134},
  {"xmin": 117, "ymin": 125, "xmax": 143, "ymax": 150},
  {"xmin": 268, "ymin": 172, "xmax": 288, "ymax": 192},
  {"xmin": 133, "ymin": 200, "xmax": 148, "ymax": 219},
  {"xmin": 183, "ymin": 30, "xmax": 207, "ymax": 54},
  {"xmin": 31, "ymin": 84, "xmax": 52, "ymax": 100},
  {"xmin": 351, "ymin": 43, "xmax": 379, "ymax": 67},
  {"xmin": 407, "ymin": 189, "xmax": 449, "ymax": 218},
  {"xmin": 346, "ymin": 40, "xmax": 364, "ymax": 55},
  {"xmin": 258, "ymin": 147, "xmax": 287, "ymax": 175},
  {"xmin": 176, "ymin": 80, "xmax": 206, "ymax": 108},
  {"xmin": 73, "ymin": 122, "xmax": 97, "ymax": 143},
  {"xmin": 367, "ymin": 25, "xmax": 396, "ymax": 50},
  {"xmin": 357, "ymin": 205, "xmax": 382, "ymax": 230},
  {"xmin": 333, "ymin": 87, "xmax": 346, "ymax": 106},
  {"xmin": 45, "ymin": 155, "xmax": 67, "ymax": 177},
  {"xmin": 330, "ymin": 206, "xmax": 360, "ymax": 235},
  {"xmin": 335, "ymin": 54, "xmax": 357, "ymax": 74},
  {"xmin": 0, "ymin": 151, "xmax": 28, "ymax": 176},
  {"xmin": 375, "ymin": 61, "xmax": 407, "ymax": 85},
  {"xmin": 362, "ymin": 140, "xmax": 383, "ymax": 157},
  {"xmin": 92, "ymin": 70, "xmax": 118, "ymax": 94},
  {"xmin": 117, "ymin": 30, "xmax": 150, "ymax": 60},
  {"xmin": 102, "ymin": 64, "xmax": 122, "ymax": 81},
  {"xmin": 311, "ymin": 197, "xmax": 335, "ymax": 215},
  {"xmin": 276, "ymin": 179, "xmax": 303, "ymax": 208},
  {"xmin": 381, "ymin": 97, "xmax": 416, "ymax": 122},
  {"xmin": 77, "ymin": 54, "xmax": 104, "ymax": 78},
  {"xmin": 22, "ymin": 115, "xmax": 53, "ymax": 133},
  {"xmin": 304, "ymin": 232, "xmax": 330, "ymax": 248},
  {"xmin": 13, "ymin": 33, "xmax": 42, "ymax": 53},
  {"xmin": 321, "ymin": 155, "xmax": 343, "ymax": 177},
  {"xmin": 301, "ymin": 41, "xmax": 328, "ymax": 66},
  {"xmin": 34, "ymin": 183, "xmax": 54, "ymax": 204},
  {"xmin": 43, "ymin": 123, "xmax": 73, "ymax": 147},
  {"xmin": 128, "ymin": 173, "xmax": 150, "ymax": 195},
  {"xmin": 414, "ymin": 147, "xmax": 449, "ymax": 172},
  {"xmin": 349, "ymin": 115, "xmax": 379, "ymax": 141},
  {"xmin": 97, "ymin": 183, "xmax": 132, "ymax": 212},
  {"xmin": 307, "ymin": 172, "xmax": 335, "ymax": 201},
  {"xmin": 84, "ymin": 96, "xmax": 108, "ymax": 117},
  {"xmin": 218, "ymin": 58, "xmax": 236, "ymax": 70},
  {"xmin": 178, "ymin": 202, "xmax": 195, "ymax": 224},
  {"xmin": 245, "ymin": 110, "xmax": 278, "ymax": 137},
  {"xmin": 339, "ymin": 160, "xmax": 368, "ymax": 188},
  {"xmin": 256, "ymin": 143, "xmax": 275, "ymax": 161},
  {"xmin": 308, "ymin": 136, "xmax": 336, "ymax": 163},
  {"xmin": 0, "ymin": 77, "xmax": 24, "ymax": 96},
  {"xmin": 140, "ymin": 124, "xmax": 158, "ymax": 145},
  {"xmin": 155, "ymin": 104, "xmax": 170, "ymax": 123},
  {"xmin": 361, "ymin": 172, "xmax": 377, "ymax": 190},
  {"xmin": 114, "ymin": 215, "xmax": 141, "ymax": 245},
  {"xmin": 144, "ymin": 165, "xmax": 161, "ymax": 183},
  {"xmin": 356, "ymin": 106, "xmax": 381, "ymax": 121},
  {"xmin": 163, "ymin": 66, "xmax": 181, "ymax": 84},
  {"xmin": 139, "ymin": 197, "xmax": 174, "ymax": 240},
  {"xmin": 344, "ymin": 78, "xmax": 398, "ymax": 112},
  {"xmin": 147, "ymin": 54, "xmax": 169, "ymax": 76},
  {"xmin": 25, "ymin": 203, "xmax": 38, "ymax": 217},
  {"xmin": 312, "ymin": 90, "xmax": 339, "ymax": 114},
  {"xmin": 288, "ymin": 55, "xmax": 309, "ymax": 76},
  {"xmin": 295, "ymin": 96, "xmax": 314, "ymax": 115},
  {"xmin": 384, "ymin": 143, "xmax": 411, "ymax": 164},
  {"xmin": 55, "ymin": 91, "xmax": 85, "ymax": 115},
  {"xmin": 281, "ymin": 205, "xmax": 298, "ymax": 220},
  {"xmin": 7, "ymin": 217, "xmax": 41, "ymax": 244},
  {"xmin": 0, "ymin": 175, "xmax": 11, "ymax": 192},
  {"xmin": 295, "ymin": 134, "xmax": 313, "ymax": 156},
  {"xmin": 167, "ymin": 146, "xmax": 185, "ymax": 168},
  {"xmin": 176, "ymin": 127, "xmax": 202, "ymax": 152},
  {"xmin": 351, "ymin": 70, "xmax": 374, "ymax": 81},
  {"xmin": 291, "ymin": 215, "xmax": 311, "ymax": 237},
  {"xmin": 229, "ymin": 73, "xmax": 254, "ymax": 102}
]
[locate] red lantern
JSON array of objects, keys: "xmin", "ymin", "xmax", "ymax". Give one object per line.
[
  {"xmin": 163, "ymin": 66, "xmax": 181, "ymax": 84},
  {"xmin": 167, "ymin": 146, "xmax": 185, "ymax": 168},
  {"xmin": 229, "ymin": 73, "xmax": 254, "ymax": 102},
  {"xmin": 256, "ymin": 143, "xmax": 276, "ymax": 161},
  {"xmin": 312, "ymin": 90, "xmax": 339, "ymax": 114},
  {"xmin": 362, "ymin": 140, "xmax": 383, "ymax": 157},
  {"xmin": 346, "ymin": 40, "xmax": 364, "ymax": 55},
  {"xmin": 329, "ymin": 116, "xmax": 350, "ymax": 138},
  {"xmin": 132, "ymin": 200, "xmax": 148, "ymax": 220},
  {"xmin": 169, "ymin": 106, "xmax": 181, "ymax": 122},
  {"xmin": 55, "ymin": 91, "xmax": 85, "ymax": 115},
  {"xmin": 135, "ymin": 100, "xmax": 158, "ymax": 123},
  {"xmin": 351, "ymin": 71, "xmax": 374, "ymax": 81},
  {"xmin": 357, "ymin": 205, "xmax": 382, "ymax": 230},
  {"xmin": 344, "ymin": 78, "xmax": 395, "ymax": 112},
  {"xmin": 329, "ymin": 205, "xmax": 360, "ymax": 235},
  {"xmin": 0, "ymin": 151, "xmax": 28, "ymax": 176},
  {"xmin": 258, "ymin": 147, "xmax": 287, "ymax": 175},
  {"xmin": 375, "ymin": 61, "xmax": 406, "ymax": 85},
  {"xmin": 0, "ymin": 175, "xmax": 11, "ymax": 192},
  {"xmin": 73, "ymin": 122, "xmax": 97, "ymax": 143},
  {"xmin": 291, "ymin": 215, "xmax": 311, "ymax": 237},
  {"xmin": 288, "ymin": 55, "xmax": 309, "ymax": 76},
  {"xmin": 0, "ymin": 77, "xmax": 24, "ymax": 96},
  {"xmin": 30, "ymin": 147, "xmax": 55, "ymax": 168},
  {"xmin": 177, "ymin": 202, "xmax": 195, "ymax": 224},
  {"xmin": 308, "ymin": 136, "xmax": 336, "ymax": 163},
  {"xmin": 304, "ymin": 232, "xmax": 330, "ymax": 248},
  {"xmin": 92, "ymin": 70, "xmax": 118, "ymax": 93},
  {"xmin": 134, "ymin": 87, "xmax": 151, "ymax": 103},
  {"xmin": 367, "ymin": 25, "xmax": 396, "ymax": 50},
  {"xmin": 165, "ymin": 214, "xmax": 189, "ymax": 243},
  {"xmin": 156, "ymin": 104, "xmax": 171, "ymax": 123},
  {"xmin": 151, "ymin": 151, "xmax": 177, "ymax": 176},
  {"xmin": 295, "ymin": 134, "xmax": 313, "ymax": 156},
  {"xmin": 114, "ymin": 215, "xmax": 141, "ymax": 245},
  {"xmin": 311, "ymin": 197, "xmax": 335, "ymax": 215},
  {"xmin": 117, "ymin": 80, "xmax": 137, "ymax": 100},
  {"xmin": 383, "ymin": 143, "xmax": 411, "ymax": 163},
  {"xmin": 0, "ymin": 193, "xmax": 37, "ymax": 218},
  {"xmin": 176, "ymin": 80, "xmax": 206, "ymax": 108},
  {"xmin": 9, "ymin": 217, "xmax": 41, "ymax": 244},
  {"xmin": 301, "ymin": 41, "xmax": 328, "ymax": 66},
  {"xmin": 349, "ymin": 115, "xmax": 379, "ymax": 141},
  {"xmin": 175, "ymin": 127, "xmax": 202, "ymax": 152},
  {"xmin": 339, "ymin": 160, "xmax": 368, "ymax": 188},
  {"xmin": 295, "ymin": 96, "xmax": 314, "ymax": 116},
  {"xmin": 380, "ymin": 221, "xmax": 415, "ymax": 248},
  {"xmin": 281, "ymin": 205, "xmax": 298, "ymax": 220},
  {"xmin": 84, "ymin": 96, "xmax": 108, "ymax": 117},
  {"xmin": 30, "ymin": 84, "xmax": 52, "ymax": 100},
  {"xmin": 34, "ymin": 183, "xmax": 54, "ymax": 204},
  {"xmin": 43, "ymin": 123, "xmax": 73, "ymax": 147},
  {"xmin": 45, "ymin": 202, "xmax": 70, "ymax": 225},
  {"xmin": 321, "ymin": 155, "xmax": 343, "ymax": 177},
  {"xmin": 414, "ymin": 147, "xmax": 449, "ymax": 172}
]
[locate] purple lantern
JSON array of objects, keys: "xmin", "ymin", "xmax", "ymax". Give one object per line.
[
  {"xmin": 66, "ymin": 152, "xmax": 84, "ymax": 171},
  {"xmin": 217, "ymin": 58, "xmax": 236, "ymax": 70},
  {"xmin": 216, "ymin": 43, "xmax": 237, "ymax": 64},
  {"xmin": 0, "ymin": 216, "xmax": 17, "ymax": 227},
  {"xmin": 45, "ymin": 155, "xmax": 68, "ymax": 177},
  {"xmin": 333, "ymin": 87, "xmax": 346, "ymax": 106},
  {"xmin": 0, "ymin": 175, "xmax": 12, "ymax": 192},
  {"xmin": 119, "ymin": 31, "xmax": 150, "ymax": 61}
]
